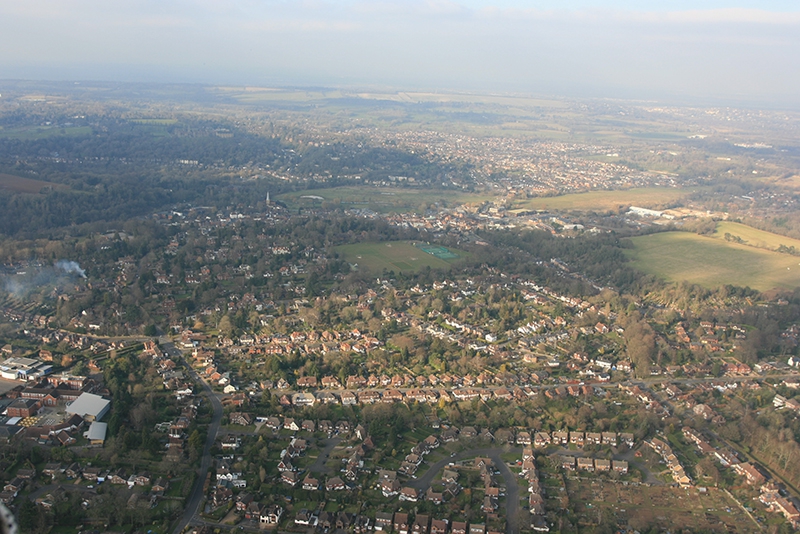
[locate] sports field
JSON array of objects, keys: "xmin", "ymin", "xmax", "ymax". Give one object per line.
[
  {"xmin": 627, "ymin": 231, "xmax": 800, "ymax": 291},
  {"xmin": 335, "ymin": 241, "xmax": 466, "ymax": 273},
  {"xmin": 0, "ymin": 173, "xmax": 67, "ymax": 194},
  {"xmin": 513, "ymin": 187, "xmax": 693, "ymax": 212}
]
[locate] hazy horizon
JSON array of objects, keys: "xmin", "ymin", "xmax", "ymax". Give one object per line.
[{"xmin": 2, "ymin": 1, "xmax": 799, "ymax": 108}]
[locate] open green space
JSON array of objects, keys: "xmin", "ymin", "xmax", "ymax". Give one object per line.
[
  {"xmin": 0, "ymin": 173, "xmax": 68, "ymax": 194},
  {"xmin": 335, "ymin": 241, "xmax": 467, "ymax": 273},
  {"xmin": 0, "ymin": 125, "xmax": 92, "ymax": 140},
  {"xmin": 566, "ymin": 479, "xmax": 757, "ymax": 532},
  {"xmin": 129, "ymin": 118, "xmax": 178, "ymax": 125},
  {"xmin": 278, "ymin": 186, "xmax": 495, "ymax": 213},
  {"xmin": 713, "ymin": 221, "xmax": 800, "ymax": 253},
  {"xmin": 626, "ymin": 230, "xmax": 800, "ymax": 291},
  {"xmin": 512, "ymin": 187, "xmax": 692, "ymax": 212}
]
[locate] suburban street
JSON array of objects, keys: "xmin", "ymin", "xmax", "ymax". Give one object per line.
[
  {"xmin": 155, "ymin": 331, "xmax": 797, "ymax": 534},
  {"xmin": 408, "ymin": 447, "xmax": 523, "ymax": 534},
  {"xmin": 308, "ymin": 437, "xmax": 342, "ymax": 474},
  {"xmin": 164, "ymin": 338, "xmax": 224, "ymax": 534}
]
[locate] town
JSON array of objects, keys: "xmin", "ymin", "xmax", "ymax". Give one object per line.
[{"xmin": 0, "ymin": 83, "xmax": 800, "ymax": 534}]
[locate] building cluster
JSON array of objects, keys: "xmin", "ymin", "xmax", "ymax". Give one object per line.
[
  {"xmin": 534, "ymin": 430, "xmax": 634, "ymax": 449},
  {"xmin": 520, "ymin": 448, "xmax": 548, "ymax": 531},
  {"xmin": 1, "ymin": 373, "xmax": 110, "ymax": 447},
  {"xmin": 683, "ymin": 426, "xmax": 800, "ymax": 528},
  {"xmin": 645, "ymin": 437, "xmax": 692, "ymax": 487},
  {"xmin": 558, "ymin": 456, "xmax": 628, "ymax": 474},
  {"xmin": 0, "ymin": 461, "xmax": 168, "ymax": 508}
]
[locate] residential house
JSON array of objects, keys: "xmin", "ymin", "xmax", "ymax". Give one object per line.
[
  {"xmin": 375, "ymin": 512, "xmax": 394, "ymax": 531},
  {"xmin": 399, "ymin": 487, "xmax": 419, "ymax": 502},
  {"xmin": 394, "ymin": 512, "xmax": 410, "ymax": 534},
  {"xmin": 413, "ymin": 514, "xmax": 430, "ymax": 534},
  {"xmin": 260, "ymin": 504, "xmax": 284, "ymax": 525}
]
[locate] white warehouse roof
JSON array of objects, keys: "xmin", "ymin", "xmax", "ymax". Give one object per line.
[
  {"xmin": 86, "ymin": 421, "xmax": 108, "ymax": 442},
  {"xmin": 67, "ymin": 393, "xmax": 111, "ymax": 421}
]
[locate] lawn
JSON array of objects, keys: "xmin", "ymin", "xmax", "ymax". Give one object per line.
[
  {"xmin": 512, "ymin": 187, "xmax": 693, "ymax": 212},
  {"xmin": 626, "ymin": 231, "xmax": 800, "ymax": 291},
  {"xmin": 335, "ymin": 241, "xmax": 468, "ymax": 274}
]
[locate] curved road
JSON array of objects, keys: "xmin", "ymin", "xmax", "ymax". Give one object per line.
[
  {"xmin": 308, "ymin": 437, "xmax": 341, "ymax": 474},
  {"xmin": 165, "ymin": 339, "xmax": 224, "ymax": 534},
  {"xmin": 408, "ymin": 447, "xmax": 522, "ymax": 534}
]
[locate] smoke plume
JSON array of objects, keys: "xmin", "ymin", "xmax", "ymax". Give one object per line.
[
  {"xmin": 1, "ymin": 260, "xmax": 87, "ymax": 298},
  {"xmin": 55, "ymin": 260, "xmax": 87, "ymax": 278}
]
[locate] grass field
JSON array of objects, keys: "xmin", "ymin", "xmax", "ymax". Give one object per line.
[
  {"xmin": 0, "ymin": 125, "xmax": 92, "ymax": 140},
  {"xmin": 335, "ymin": 241, "xmax": 467, "ymax": 273},
  {"xmin": 130, "ymin": 118, "xmax": 178, "ymax": 125},
  {"xmin": 279, "ymin": 186, "xmax": 496, "ymax": 212},
  {"xmin": 713, "ymin": 221, "xmax": 800, "ymax": 253},
  {"xmin": 627, "ymin": 231, "xmax": 800, "ymax": 291},
  {"xmin": 512, "ymin": 187, "xmax": 694, "ymax": 212},
  {"xmin": 0, "ymin": 173, "xmax": 68, "ymax": 194}
]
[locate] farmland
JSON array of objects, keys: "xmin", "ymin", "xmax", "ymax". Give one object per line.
[
  {"xmin": 626, "ymin": 230, "xmax": 800, "ymax": 291},
  {"xmin": 0, "ymin": 125, "xmax": 92, "ymax": 140},
  {"xmin": 278, "ymin": 186, "xmax": 495, "ymax": 213},
  {"xmin": 713, "ymin": 221, "xmax": 800, "ymax": 253},
  {"xmin": 129, "ymin": 118, "xmax": 179, "ymax": 125},
  {"xmin": 335, "ymin": 241, "xmax": 467, "ymax": 273},
  {"xmin": 0, "ymin": 173, "xmax": 67, "ymax": 194},
  {"xmin": 512, "ymin": 187, "xmax": 694, "ymax": 212}
]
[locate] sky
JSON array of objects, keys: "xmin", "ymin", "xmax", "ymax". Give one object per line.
[{"xmin": 1, "ymin": 1, "xmax": 799, "ymax": 107}]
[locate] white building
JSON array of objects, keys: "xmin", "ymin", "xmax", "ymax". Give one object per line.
[{"xmin": 67, "ymin": 393, "xmax": 111, "ymax": 422}]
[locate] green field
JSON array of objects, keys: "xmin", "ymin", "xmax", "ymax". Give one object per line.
[
  {"xmin": 130, "ymin": 118, "xmax": 178, "ymax": 125},
  {"xmin": 513, "ymin": 187, "xmax": 693, "ymax": 212},
  {"xmin": 627, "ymin": 231, "xmax": 800, "ymax": 291},
  {"xmin": 714, "ymin": 221, "xmax": 800, "ymax": 253},
  {"xmin": 0, "ymin": 125, "xmax": 92, "ymax": 140},
  {"xmin": 0, "ymin": 173, "xmax": 68, "ymax": 194},
  {"xmin": 335, "ymin": 241, "xmax": 467, "ymax": 273},
  {"xmin": 279, "ymin": 186, "xmax": 496, "ymax": 213}
]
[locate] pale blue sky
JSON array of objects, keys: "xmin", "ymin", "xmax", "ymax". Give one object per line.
[
  {"xmin": 458, "ymin": 0, "xmax": 799, "ymax": 9},
  {"xmin": 1, "ymin": 1, "xmax": 798, "ymax": 107}
]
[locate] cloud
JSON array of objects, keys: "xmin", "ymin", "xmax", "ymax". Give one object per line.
[{"xmin": 241, "ymin": 19, "xmax": 360, "ymax": 32}]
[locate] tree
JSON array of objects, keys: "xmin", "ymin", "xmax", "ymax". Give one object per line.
[{"xmin": 218, "ymin": 314, "xmax": 234, "ymax": 337}]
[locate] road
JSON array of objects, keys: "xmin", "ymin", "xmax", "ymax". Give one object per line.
[
  {"xmin": 308, "ymin": 437, "xmax": 341, "ymax": 474},
  {"xmin": 490, "ymin": 450, "xmax": 521, "ymax": 534},
  {"xmin": 408, "ymin": 447, "xmax": 522, "ymax": 534},
  {"xmin": 164, "ymin": 338, "xmax": 224, "ymax": 534}
]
